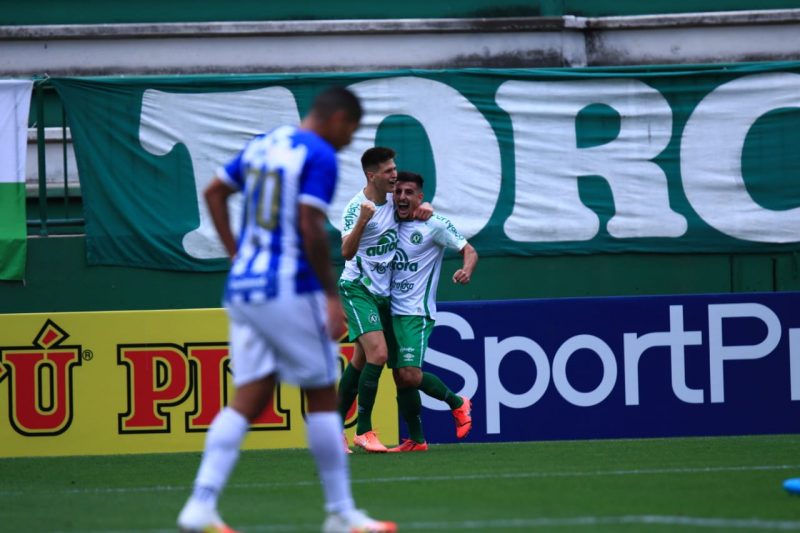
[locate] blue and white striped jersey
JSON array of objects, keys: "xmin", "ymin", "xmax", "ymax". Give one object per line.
[{"xmin": 217, "ymin": 125, "xmax": 338, "ymax": 303}]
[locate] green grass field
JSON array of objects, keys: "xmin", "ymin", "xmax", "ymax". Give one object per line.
[{"xmin": 2, "ymin": 435, "xmax": 800, "ymax": 532}]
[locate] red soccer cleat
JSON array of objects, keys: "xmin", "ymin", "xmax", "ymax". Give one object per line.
[
  {"xmin": 452, "ymin": 396, "xmax": 472, "ymax": 439},
  {"xmin": 387, "ymin": 439, "xmax": 428, "ymax": 452}
]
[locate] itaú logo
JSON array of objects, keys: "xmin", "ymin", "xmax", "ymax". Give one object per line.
[
  {"xmin": 425, "ymin": 303, "xmax": 800, "ymax": 434},
  {"xmin": 0, "ymin": 320, "xmax": 82, "ymax": 436}
]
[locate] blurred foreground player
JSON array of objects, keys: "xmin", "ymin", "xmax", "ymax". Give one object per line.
[{"xmin": 177, "ymin": 87, "xmax": 397, "ymax": 533}]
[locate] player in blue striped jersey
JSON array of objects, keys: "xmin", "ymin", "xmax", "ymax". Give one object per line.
[{"xmin": 178, "ymin": 87, "xmax": 397, "ymax": 533}]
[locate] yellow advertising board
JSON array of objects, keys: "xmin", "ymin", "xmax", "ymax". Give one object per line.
[{"xmin": 0, "ymin": 309, "xmax": 398, "ymax": 458}]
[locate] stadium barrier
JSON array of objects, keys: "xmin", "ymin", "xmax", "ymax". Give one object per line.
[
  {"xmin": 0, "ymin": 308, "xmax": 396, "ymax": 458},
  {"xmin": 420, "ymin": 292, "xmax": 800, "ymax": 443},
  {"xmin": 2, "ymin": 292, "xmax": 799, "ymax": 457}
]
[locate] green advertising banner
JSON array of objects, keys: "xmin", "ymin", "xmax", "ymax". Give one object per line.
[{"xmin": 51, "ymin": 63, "xmax": 800, "ymax": 271}]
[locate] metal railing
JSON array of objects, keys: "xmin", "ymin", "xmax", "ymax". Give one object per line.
[{"xmin": 28, "ymin": 78, "xmax": 84, "ymax": 236}]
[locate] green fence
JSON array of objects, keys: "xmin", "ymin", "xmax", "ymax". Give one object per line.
[{"xmin": 28, "ymin": 80, "xmax": 84, "ymax": 237}]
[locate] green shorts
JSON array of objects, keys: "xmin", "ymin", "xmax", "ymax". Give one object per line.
[
  {"xmin": 389, "ymin": 314, "xmax": 434, "ymax": 369},
  {"xmin": 338, "ymin": 279, "xmax": 392, "ymax": 342}
]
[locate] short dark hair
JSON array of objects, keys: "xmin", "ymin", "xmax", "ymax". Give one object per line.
[
  {"xmin": 361, "ymin": 147, "xmax": 396, "ymax": 172},
  {"xmin": 310, "ymin": 86, "xmax": 363, "ymax": 123},
  {"xmin": 397, "ymin": 170, "xmax": 424, "ymax": 189}
]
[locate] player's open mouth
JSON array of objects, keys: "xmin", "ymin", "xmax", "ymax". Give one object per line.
[{"xmin": 396, "ymin": 200, "xmax": 411, "ymax": 217}]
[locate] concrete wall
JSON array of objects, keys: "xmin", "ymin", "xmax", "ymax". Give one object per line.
[{"xmin": 3, "ymin": 10, "xmax": 800, "ymax": 76}]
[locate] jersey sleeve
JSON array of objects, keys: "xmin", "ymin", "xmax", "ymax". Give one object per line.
[
  {"xmin": 299, "ymin": 144, "xmax": 338, "ymax": 212},
  {"xmin": 431, "ymin": 214, "xmax": 468, "ymax": 251},
  {"xmin": 216, "ymin": 148, "xmax": 246, "ymax": 192},
  {"xmin": 340, "ymin": 195, "xmax": 362, "ymax": 237}
]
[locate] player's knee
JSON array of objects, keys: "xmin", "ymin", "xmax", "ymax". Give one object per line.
[
  {"xmin": 395, "ymin": 367, "xmax": 422, "ymax": 388},
  {"xmin": 358, "ymin": 331, "xmax": 388, "ymax": 364},
  {"xmin": 367, "ymin": 352, "xmax": 388, "ymax": 365}
]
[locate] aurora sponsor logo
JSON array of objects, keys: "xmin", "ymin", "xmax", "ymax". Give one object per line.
[
  {"xmin": 392, "ymin": 248, "xmax": 418, "ymax": 272},
  {"xmin": 366, "ymin": 229, "xmax": 398, "ymax": 257}
]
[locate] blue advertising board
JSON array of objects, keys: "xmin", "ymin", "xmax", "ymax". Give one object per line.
[{"xmin": 414, "ymin": 292, "xmax": 800, "ymax": 443}]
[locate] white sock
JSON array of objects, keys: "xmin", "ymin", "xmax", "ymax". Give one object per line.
[
  {"xmin": 191, "ymin": 407, "xmax": 249, "ymax": 506},
  {"xmin": 306, "ymin": 411, "xmax": 355, "ymax": 515}
]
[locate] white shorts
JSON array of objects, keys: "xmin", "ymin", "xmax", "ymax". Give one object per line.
[{"xmin": 226, "ymin": 291, "xmax": 340, "ymax": 389}]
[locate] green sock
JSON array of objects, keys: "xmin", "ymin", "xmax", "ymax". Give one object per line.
[
  {"xmin": 420, "ymin": 372, "xmax": 463, "ymax": 410},
  {"xmin": 337, "ymin": 363, "xmax": 362, "ymax": 422},
  {"xmin": 396, "ymin": 387, "xmax": 425, "ymax": 443},
  {"xmin": 355, "ymin": 363, "xmax": 383, "ymax": 434}
]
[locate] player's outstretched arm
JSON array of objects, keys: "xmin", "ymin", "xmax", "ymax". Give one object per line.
[
  {"xmin": 300, "ymin": 204, "xmax": 346, "ymax": 339},
  {"xmin": 204, "ymin": 177, "xmax": 237, "ymax": 260},
  {"xmin": 453, "ymin": 243, "xmax": 478, "ymax": 284}
]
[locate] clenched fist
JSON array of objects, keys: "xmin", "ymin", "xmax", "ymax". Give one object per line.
[{"xmin": 359, "ymin": 200, "xmax": 376, "ymax": 222}]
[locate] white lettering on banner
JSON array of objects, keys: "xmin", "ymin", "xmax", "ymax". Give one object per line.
[
  {"xmin": 137, "ymin": 73, "xmax": 800, "ymax": 257},
  {"xmin": 708, "ymin": 303, "xmax": 781, "ymax": 403},
  {"xmin": 484, "ymin": 336, "xmax": 550, "ymax": 434},
  {"xmin": 682, "ymin": 72, "xmax": 800, "ymax": 243},
  {"xmin": 553, "ymin": 334, "xmax": 616, "ymax": 407},
  {"xmin": 330, "ymin": 77, "xmax": 502, "ymax": 239},
  {"xmin": 429, "ymin": 305, "xmax": 798, "ymax": 435},
  {"xmin": 139, "ymin": 88, "xmax": 300, "ymax": 258},
  {"xmin": 495, "ymin": 79, "xmax": 687, "ymax": 242},
  {"xmin": 623, "ymin": 306, "xmax": 704, "ymax": 405},
  {"xmin": 421, "ymin": 312, "xmax": 479, "ymax": 411}
]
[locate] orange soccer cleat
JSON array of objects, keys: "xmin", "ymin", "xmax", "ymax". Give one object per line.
[
  {"xmin": 387, "ymin": 439, "xmax": 428, "ymax": 452},
  {"xmin": 452, "ymin": 396, "xmax": 473, "ymax": 439},
  {"xmin": 353, "ymin": 430, "xmax": 388, "ymax": 453}
]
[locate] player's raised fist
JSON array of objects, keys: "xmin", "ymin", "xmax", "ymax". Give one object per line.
[{"xmin": 359, "ymin": 200, "xmax": 377, "ymax": 221}]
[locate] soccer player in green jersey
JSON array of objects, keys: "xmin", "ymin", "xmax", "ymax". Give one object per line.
[
  {"xmin": 387, "ymin": 170, "xmax": 478, "ymax": 451},
  {"xmin": 337, "ymin": 148, "xmax": 432, "ymax": 452}
]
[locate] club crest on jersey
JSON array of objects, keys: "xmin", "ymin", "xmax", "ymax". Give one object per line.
[
  {"xmin": 369, "ymin": 311, "xmax": 379, "ymax": 324},
  {"xmin": 366, "ymin": 229, "xmax": 398, "ymax": 257},
  {"xmin": 410, "ymin": 231, "xmax": 423, "ymax": 245}
]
